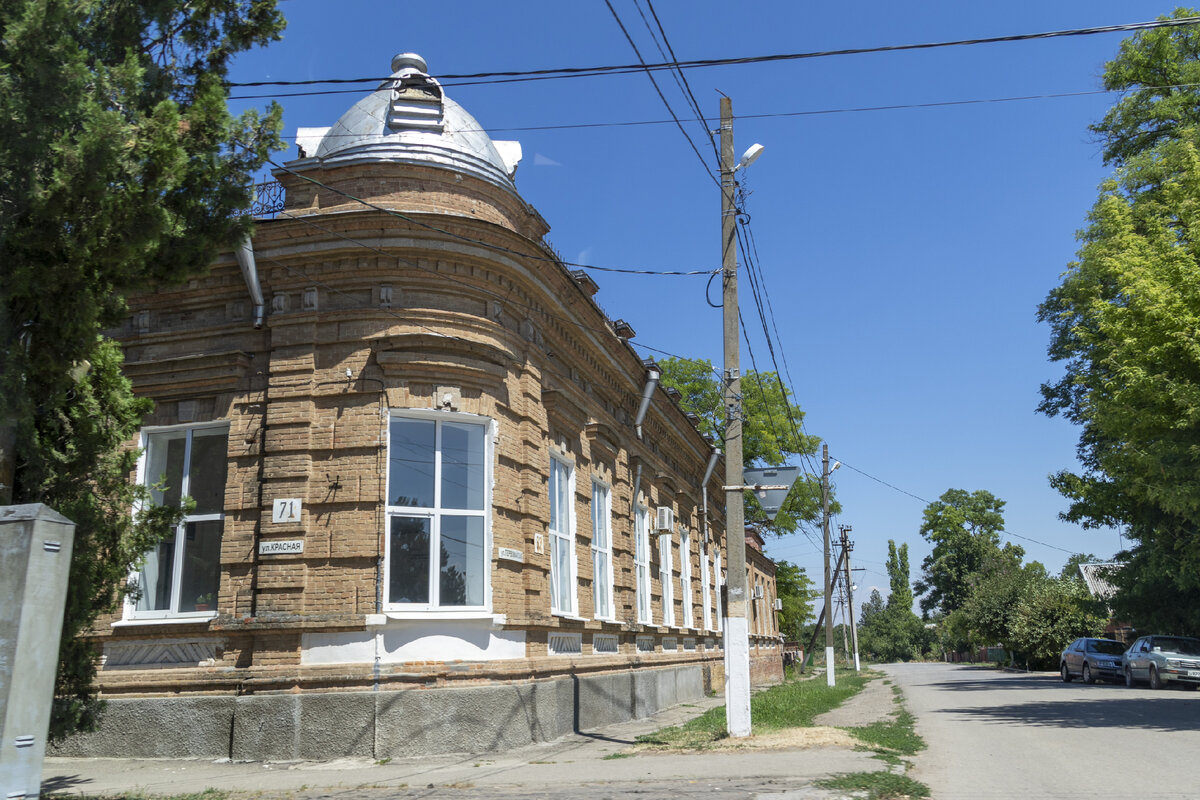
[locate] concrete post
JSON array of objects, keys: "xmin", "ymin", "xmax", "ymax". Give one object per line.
[{"xmin": 1, "ymin": 505, "xmax": 76, "ymax": 800}]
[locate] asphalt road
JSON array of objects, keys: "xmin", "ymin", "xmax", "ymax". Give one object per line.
[{"xmin": 881, "ymin": 662, "xmax": 1200, "ymax": 799}]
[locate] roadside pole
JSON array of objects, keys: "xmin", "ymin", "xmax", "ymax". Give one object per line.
[
  {"xmin": 841, "ymin": 525, "xmax": 861, "ymax": 671},
  {"xmin": 720, "ymin": 95, "xmax": 751, "ymax": 738},
  {"xmin": 822, "ymin": 444, "xmax": 835, "ymax": 686}
]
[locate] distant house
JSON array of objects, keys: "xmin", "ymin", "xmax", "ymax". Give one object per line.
[{"xmin": 1078, "ymin": 562, "xmax": 1132, "ymax": 642}]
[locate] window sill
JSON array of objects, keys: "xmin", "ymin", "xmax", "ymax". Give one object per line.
[
  {"xmin": 371, "ymin": 611, "xmax": 504, "ymax": 625},
  {"xmin": 551, "ymin": 611, "xmax": 588, "ymax": 622},
  {"xmin": 112, "ymin": 614, "xmax": 216, "ymax": 628}
]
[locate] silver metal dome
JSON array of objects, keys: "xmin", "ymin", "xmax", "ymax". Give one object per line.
[{"xmin": 300, "ymin": 54, "xmax": 522, "ymax": 193}]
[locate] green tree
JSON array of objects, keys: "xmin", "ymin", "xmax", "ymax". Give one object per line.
[
  {"xmin": 1038, "ymin": 135, "xmax": 1200, "ymax": 632},
  {"xmin": 1091, "ymin": 8, "xmax": 1200, "ymax": 167},
  {"xmin": 913, "ymin": 489, "xmax": 1023, "ymax": 616},
  {"xmin": 1010, "ymin": 578, "xmax": 1106, "ymax": 669},
  {"xmin": 858, "ymin": 588, "xmax": 886, "ymax": 627},
  {"xmin": 955, "ymin": 556, "xmax": 1046, "ymax": 662},
  {"xmin": 773, "ymin": 560, "xmax": 818, "ymax": 642},
  {"xmin": 657, "ymin": 357, "xmax": 828, "ymax": 533},
  {"xmin": 1040, "ymin": 7, "xmax": 1200, "ymax": 635},
  {"xmin": 858, "ymin": 540, "xmax": 926, "ymax": 662},
  {"xmin": 1, "ymin": 0, "xmax": 286, "ymax": 739}
]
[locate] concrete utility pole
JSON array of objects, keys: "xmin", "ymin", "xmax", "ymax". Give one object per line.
[
  {"xmin": 821, "ymin": 444, "xmax": 835, "ymax": 686},
  {"xmin": 840, "ymin": 524, "xmax": 861, "ymax": 671},
  {"xmin": 720, "ymin": 95, "xmax": 751, "ymax": 738}
]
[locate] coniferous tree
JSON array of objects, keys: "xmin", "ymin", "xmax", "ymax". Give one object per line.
[{"xmin": 0, "ymin": 0, "xmax": 286, "ymax": 738}]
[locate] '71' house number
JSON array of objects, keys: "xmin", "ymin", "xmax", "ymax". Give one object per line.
[{"xmin": 272, "ymin": 498, "xmax": 302, "ymax": 524}]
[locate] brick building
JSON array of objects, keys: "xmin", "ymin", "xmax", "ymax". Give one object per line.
[{"xmin": 60, "ymin": 54, "xmax": 784, "ymax": 760}]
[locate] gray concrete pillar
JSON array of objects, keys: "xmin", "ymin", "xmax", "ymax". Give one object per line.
[{"xmin": 0, "ymin": 505, "xmax": 76, "ymax": 800}]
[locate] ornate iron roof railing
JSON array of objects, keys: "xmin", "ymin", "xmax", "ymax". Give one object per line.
[{"xmin": 250, "ymin": 181, "xmax": 285, "ymax": 219}]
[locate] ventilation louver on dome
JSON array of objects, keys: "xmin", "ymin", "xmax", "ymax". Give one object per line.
[{"xmin": 387, "ymin": 53, "xmax": 444, "ymax": 133}]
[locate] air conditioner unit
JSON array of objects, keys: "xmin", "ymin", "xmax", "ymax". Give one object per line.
[
  {"xmin": 773, "ymin": 598, "xmax": 783, "ymax": 610},
  {"xmin": 753, "ymin": 585, "xmax": 764, "ymax": 599},
  {"xmin": 655, "ymin": 506, "xmax": 674, "ymax": 531}
]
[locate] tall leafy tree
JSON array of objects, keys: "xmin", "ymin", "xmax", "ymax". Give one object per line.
[
  {"xmin": 1038, "ymin": 134, "xmax": 1200, "ymax": 631},
  {"xmin": 0, "ymin": 0, "xmax": 286, "ymax": 738},
  {"xmin": 913, "ymin": 489, "xmax": 1023, "ymax": 616},
  {"xmin": 1040, "ymin": 7, "xmax": 1200, "ymax": 634},
  {"xmin": 657, "ymin": 357, "xmax": 828, "ymax": 533},
  {"xmin": 858, "ymin": 540, "xmax": 927, "ymax": 662}
]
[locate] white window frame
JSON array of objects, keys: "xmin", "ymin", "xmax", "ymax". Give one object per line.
[
  {"xmin": 714, "ymin": 550, "xmax": 724, "ymax": 633},
  {"xmin": 659, "ymin": 529, "xmax": 675, "ymax": 627},
  {"xmin": 549, "ymin": 454, "xmax": 578, "ymax": 616},
  {"xmin": 590, "ymin": 478, "xmax": 614, "ymax": 621},
  {"xmin": 126, "ymin": 422, "xmax": 229, "ymax": 621},
  {"xmin": 700, "ymin": 543, "xmax": 712, "ymax": 632},
  {"xmin": 634, "ymin": 504, "xmax": 652, "ymax": 624},
  {"xmin": 679, "ymin": 525, "xmax": 693, "ymax": 629},
  {"xmin": 384, "ymin": 410, "xmax": 493, "ymax": 612}
]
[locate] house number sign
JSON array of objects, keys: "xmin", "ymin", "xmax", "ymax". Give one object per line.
[{"xmin": 272, "ymin": 498, "xmax": 302, "ymax": 524}]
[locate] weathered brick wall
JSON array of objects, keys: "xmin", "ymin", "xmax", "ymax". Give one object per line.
[{"xmin": 97, "ymin": 151, "xmax": 731, "ymax": 693}]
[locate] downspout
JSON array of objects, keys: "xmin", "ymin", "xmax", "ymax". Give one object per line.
[
  {"xmin": 633, "ymin": 365, "xmax": 661, "ymax": 440},
  {"xmin": 701, "ymin": 448, "xmax": 720, "ymax": 547},
  {"xmin": 235, "ymin": 235, "xmax": 265, "ymax": 329}
]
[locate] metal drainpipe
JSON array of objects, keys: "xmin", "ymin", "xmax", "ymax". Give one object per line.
[
  {"xmin": 633, "ymin": 366, "xmax": 661, "ymax": 440},
  {"xmin": 235, "ymin": 235, "xmax": 265, "ymax": 329}
]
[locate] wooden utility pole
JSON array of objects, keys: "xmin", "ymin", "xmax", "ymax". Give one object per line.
[
  {"xmin": 821, "ymin": 444, "xmax": 834, "ymax": 686},
  {"xmin": 840, "ymin": 524, "xmax": 861, "ymax": 671},
  {"xmin": 720, "ymin": 95, "xmax": 751, "ymax": 738},
  {"xmin": 800, "ymin": 544, "xmax": 845, "ymax": 674}
]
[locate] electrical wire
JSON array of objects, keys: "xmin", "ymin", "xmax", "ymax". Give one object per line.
[
  {"xmin": 225, "ymin": 17, "xmax": 1200, "ymax": 89},
  {"xmin": 261, "ymin": 154, "xmax": 713, "ymax": 277},
  {"xmin": 639, "ymin": 0, "xmax": 720, "ymax": 163},
  {"xmin": 604, "ymin": 0, "xmax": 718, "ymax": 184}
]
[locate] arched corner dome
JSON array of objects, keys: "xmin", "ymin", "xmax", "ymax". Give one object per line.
[{"xmin": 294, "ymin": 53, "xmax": 522, "ymax": 194}]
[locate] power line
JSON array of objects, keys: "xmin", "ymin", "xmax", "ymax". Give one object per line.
[
  {"xmin": 639, "ymin": 0, "xmax": 720, "ymax": 163},
  {"xmin": 261, "ymin": 154, "xmax": 713, "ymax": 277},
  {"xmin": 225, "ymin": 17, "xmax": 1200, "ymax": 89},
  {"xmin": 604, "ymin": 0, "xmax": 718, "ymax": 184}
]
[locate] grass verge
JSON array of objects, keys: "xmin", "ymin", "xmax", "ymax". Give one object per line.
[
  {"xmin": 636, "ymin": 668, "xmax": 871, "ymax": 749},
  {"xmin": 846, "ymin": 684, "xmax": 924, "ymax": 764},
  {"xmin": 817, "ymin": 771, "xmax": 930, "ymax": 799}
]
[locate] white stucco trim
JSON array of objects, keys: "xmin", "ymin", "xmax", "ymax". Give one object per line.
[{"xmin": 301, "ymin": 620, "xmax": 526, "ymax": 665}]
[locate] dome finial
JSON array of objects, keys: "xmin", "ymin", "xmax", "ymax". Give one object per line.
[{"xmin": 391, "ymin": 53, "xmax": 428, "ymax": 75}]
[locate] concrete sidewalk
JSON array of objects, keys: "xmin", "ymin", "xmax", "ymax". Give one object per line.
[{"xmin": 43, "ymin": 676, "xmax": 893, "ymax": 798}]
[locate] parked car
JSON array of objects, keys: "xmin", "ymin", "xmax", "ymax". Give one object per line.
[
  {"xmin": 1060, "ymin": 638, "xmax": 1126, "ymax": 684},
  {"xmin": 1123, "ymin": 635, "xmax": 1200, "ymax": 689}
]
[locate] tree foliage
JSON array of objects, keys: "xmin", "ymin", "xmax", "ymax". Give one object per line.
[
  {"xmin": 1091, "ymin": 8, "xmax": 1200, "ymax": 167},
  {"xmin": 773, "ymin": 560, "xmax": 818, "ymax": 641},
  {"xmin": 1039, "ymin": 15, "xmax": 1200, "ymax": 631},
  {"xmin": 913, "ymin": 489, "xmax": 1023, "ymax": 616},
  {"xmin": 0, "ymin": 0, "xmax": 285, "ymax": 739},
  {"xmin": 657, "ymin": 357, "xmax": 829, "ymax": 533},
  {"xmin": 858, "ymin": 539, "xmax": 929, "ymax": 663},
  {"xmin": 1010, "ymin": 578, "xmax": 1107, "ymax": 669}
]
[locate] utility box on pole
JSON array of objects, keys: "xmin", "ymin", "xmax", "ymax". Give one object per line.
[{"xmin": 1, "ymin": 505, "xmax": 76, "ymax": 800}]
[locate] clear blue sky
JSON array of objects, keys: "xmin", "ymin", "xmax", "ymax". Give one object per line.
[{"xmin": 227, "ymin": 1, "xmax": 1175, "ymax": 609}]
